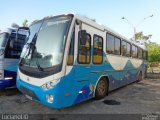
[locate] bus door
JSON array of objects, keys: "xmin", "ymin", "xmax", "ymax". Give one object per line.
[
  {"xmin": 75, "ymin": 22, "xmax": 93, "ymax": 82},
  {"xmin": 66, "ymin": 22, "xmax": 93, "ymax": 102}
]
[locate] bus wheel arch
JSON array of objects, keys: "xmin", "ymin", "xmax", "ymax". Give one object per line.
[
  {"xmin": 138, "ymin": 70, "xmax": 143, "ymax": 81},
  {"xmin": 94, "ymin": 76, "xmax": 109, "ymax": 100}
]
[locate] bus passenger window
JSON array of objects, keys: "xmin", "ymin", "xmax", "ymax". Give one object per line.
[
  {"xmin": 132, "ymin": 45, "xmax": 138, "ymax": 58},
  {"xmin": 114, "ymin": 37, "xmax": 121, "ymax": 55},
  {"xmin": 143, "ymin": 51, "xmax": 147, "ymax": 60},
  {"xmin": 78, "ymin": 33, "xmax": 91, "ymax": 64},
  {"xmin": 138, "ymin": 48, "xmax": 143, "ymax": 59},
  {"xmin": 121, "ymin": 40, "xmax": 127, "ymax": 56},
  {"xmin": 106, "ymin": 34, "xmax": 114, "ymax": 54},
  {"xmin": 67, "ymin": 31, "xmax": 75, "ymax": 65},
  {"xmin": 126, "ymin": 42, "xmax": 131, "ymax": 57},
  {"xmin": 93, "ymin": 35, "xmax": 103, "ymax": 64}
]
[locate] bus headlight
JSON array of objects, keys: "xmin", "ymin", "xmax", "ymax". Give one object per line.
[
  {"xmin": 42, "ymin": 79, "xmax": 60, "ymax": 91},
  {"xmin": 46, "ymin": 94, "xmax": 54, "ymax": 103}
]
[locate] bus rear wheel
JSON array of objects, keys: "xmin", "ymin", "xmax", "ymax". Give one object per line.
[{"xmin": 95, "ymin": 78, "xmax": 108, "ymax": 100}]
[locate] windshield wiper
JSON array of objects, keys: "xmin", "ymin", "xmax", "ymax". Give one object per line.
[
  {"xmin": 35, "ymin": 54, "xmax": 44, "ymax": 71},
  {"xmin": 25, "ymin": 34, "xmax": 38, "ymax": 58}
]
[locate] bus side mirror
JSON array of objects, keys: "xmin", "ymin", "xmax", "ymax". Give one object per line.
[
  {"xmin": 16, "ymin": 27, "xmax": 30, "ymax": 42},
  {"xmin": 79, "ymin": 30, "xmax": 87, "ymax": 45}
]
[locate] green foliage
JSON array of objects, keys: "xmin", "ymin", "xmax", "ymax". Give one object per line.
[
  {"xmin": 135, "ymin": 31, "xmax": 152, "ymax": 41},
  {"xmin": 147, "ymin": 43, "xmax": 160, "ymax": 63},
  {"xmin": 135, "ymin": 32, "xmax": 143, "ymax": 40},
  {"xmin": 23, "ymin": 19, "xmax": 28, "ymax": 27}
]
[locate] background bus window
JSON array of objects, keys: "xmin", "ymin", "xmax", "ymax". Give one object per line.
[
  {"xmin": 126, "ymin": 42, "xmax": 131, "ymax": 57},
  {"xmin": 5, "ymin": 33, "xmax": 26, "ymax": 59},
  {"xmin": 114, "ymin": 37, "xmax": 121, "ymax": 55},
  {"xmin": 138, "ymin": 48, "xmax": 143, "ymax": 59},
  {"xmin": 106, "ymin": 34, "xmax": 114, "ymax": 54},
  {"xmin": 121, "ymin": 40, "xmax": 127, "ymax": 56},
  {"xmin": 67, "ymin": 31, "xmax": 75, "ymax": 65},
  {"xmin": 132, "ymin": 45, "xmax": 138, "ymax": 58},
  {"xmin": 93, "ymin": 35, "xmax": 103, "ymax": 64},
  {"xmin": 78, "ymin": 33, "xmax": 91, "ymax": 64}
]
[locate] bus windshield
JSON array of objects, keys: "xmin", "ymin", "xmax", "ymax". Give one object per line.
[{"xmin": 20, "ymin": 16, "xmax": 72, "ymax": 73}]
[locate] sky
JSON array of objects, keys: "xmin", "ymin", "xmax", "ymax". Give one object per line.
[{"xmin": 0, "ymin": 0, "xmax": 159, "ymax": 44}]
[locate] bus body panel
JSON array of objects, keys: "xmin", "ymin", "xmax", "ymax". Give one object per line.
[
  {"xmin": 0, "ymin": 58, "xmax": 19, "ymax": 88},
  {"xmin": 0, "ymin": 29, "xmax": 27, "ymax": 89}
]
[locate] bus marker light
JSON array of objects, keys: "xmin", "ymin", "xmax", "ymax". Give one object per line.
[
  {"xmin": 5, "ymin": 77, "xmax": 13, "ymax": 80},
  {"xmin": 65, "ymin": 93, "xmax": 70, "ymax": 96},
  {"xmin": 79, "ymin": 90, "xmax": 86, "ymax": 94}
]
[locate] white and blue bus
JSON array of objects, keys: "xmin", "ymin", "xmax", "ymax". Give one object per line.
[
  {"xmin": 0, "ymin": 28, "xmax": 27, "ymax": 89},
  {"xmin": 17, "ymin": 14, "xmax": 148, "ymax": 108}
]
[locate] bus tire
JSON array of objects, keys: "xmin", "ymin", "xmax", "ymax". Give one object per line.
[{"xmin": 95, "ymin": 78, "xmax": 108, "ymax": 100}]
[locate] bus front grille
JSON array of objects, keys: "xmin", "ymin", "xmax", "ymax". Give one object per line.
[{"xmin": 20, "ymin": 86, "xmax": 40, "ymax": 101}]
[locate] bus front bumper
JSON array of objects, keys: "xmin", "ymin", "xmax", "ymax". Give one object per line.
[{"xmin": 16, "ymin": 79, "xmax": 69, "ymax": 109}]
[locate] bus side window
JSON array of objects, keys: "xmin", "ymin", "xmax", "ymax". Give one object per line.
[
  {"xmin": 114, "ymin": 37, "xmax": 121, "ymax": 55},
  {"xmin": 132, "ymin": 45, "xmax": 138, "ymax": 58},
  {"xmin": 126, "ymin": 42, "xmax": 131, "ymax": 57},
  {"xmin": 67, "ymin": 31, "xmax": 75, "ymax": 65},
  {"xmin": 138, "ymin": 48, "xmax": 143, "ymax": 59},
  {"xmin": 93, "ymin": 35, "xmax": 103, "ymax": 64},
  {"xmin": 106, "ymin": 34, "xmax": 114, "ymax": 54},
  {"xmin": 121, "ymin": 40, "xmax": 127, "ymax": 56},
  {"xmin": 143, "ymin": 51, "xmax": 147, "ymax": 60},
  {"xmin": 78, "ymin": 33, "xmax": 91, "ymax": 64}
]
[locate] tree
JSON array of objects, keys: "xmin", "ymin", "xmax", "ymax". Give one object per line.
[
  {"xmin": 147, "ymin": 43, "xmax": 160, "ymax": 73},
  {"xmin": 135, "ymin": 31, "xmax": 152, "ymax": 42},
  {"xmin": 147, "ymin": 43, "xmax": 160, "ymax": 63},
  {"xmin": 135, "ymin": 32, "xmax": 143, "ymax": 40},
  {"xmin": 23, "ymin": 19, "xmax": 29, "ymax": 27}
]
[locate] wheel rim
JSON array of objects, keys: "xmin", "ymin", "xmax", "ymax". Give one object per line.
[{"xmin": 97, "ymin": 80, "xmax": 106, "ymax": 96}]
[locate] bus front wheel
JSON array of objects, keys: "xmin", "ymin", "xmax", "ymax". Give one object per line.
[{"xmin": 95, "ymin": 78, "xmax": 108, "ymax": 100}]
